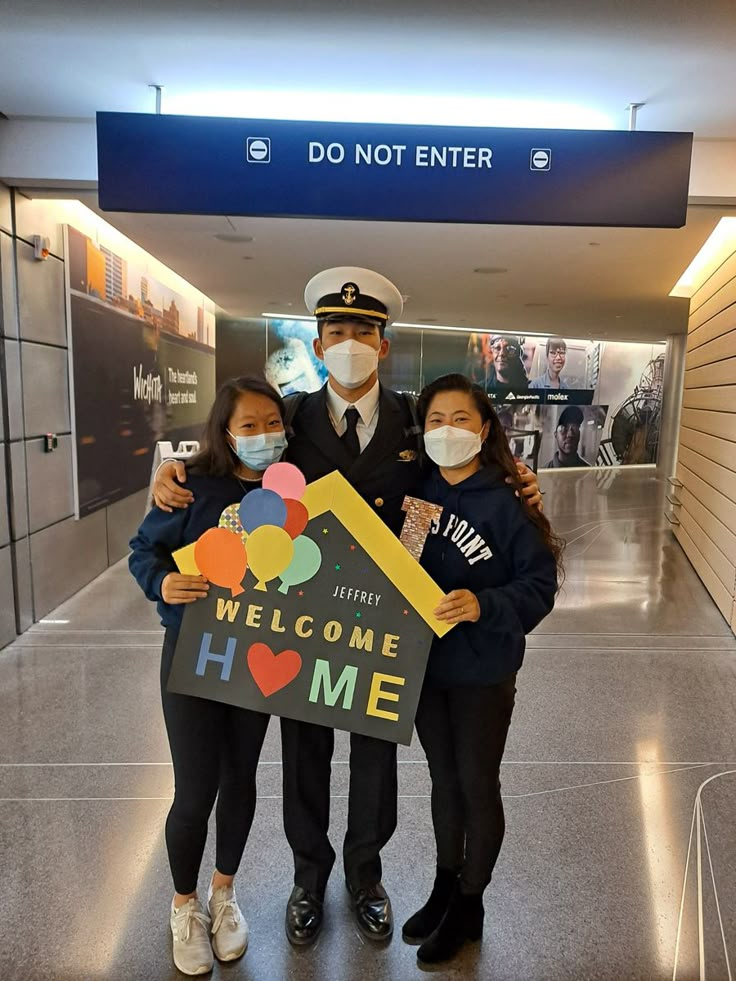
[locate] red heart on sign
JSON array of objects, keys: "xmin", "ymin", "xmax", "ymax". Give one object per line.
[{"xmin": 247, "ymin": 643, "xmax": 302, "ymax": 697}]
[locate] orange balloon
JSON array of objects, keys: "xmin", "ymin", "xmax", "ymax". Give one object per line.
[
  {"xmin": 194, "ymin": 527, "xmax": 247, "ymax": 597},
  {"xmin": 283, "ymin": 499, "xmax": 309, "ymax": 539}
]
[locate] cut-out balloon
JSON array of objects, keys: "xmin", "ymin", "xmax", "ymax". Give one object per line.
[
  {"xmin": 263, "ymin": 462, "xmax": 306, "ymax": 502},
  {"xmin": 278, "ymin": 535, "xmax": 322, "ymax": 594},
  {"xmin": 219, "ymin": 503, "xmax": 248, "ymax": 544},
  {"xmin": 246, "ymin": 525, "xmax": 294, "ymax": 591},
  {"xmin": 239, "ymin": 489, "xmax": 287, "ymax": 534},
  {"xmin": 283, "ymin": 499, "xmax": 309, "ymax": 540},
  {"xmin": 194, "ymin": 527, "xmax": 247, "ymax": 597}
]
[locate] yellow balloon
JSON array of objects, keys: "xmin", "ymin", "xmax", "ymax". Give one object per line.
[{"xmin": 247, "ymin": 525, "xmax": 295, "ymax": 592}]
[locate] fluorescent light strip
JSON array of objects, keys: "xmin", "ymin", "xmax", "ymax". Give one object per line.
[
  {"xmin": 670, "ymin": 217, "xmax": 736, "ymax": 298},
  {"xmin": 165, "ymin": 91, "xmax": 614, "ymax": 130}
]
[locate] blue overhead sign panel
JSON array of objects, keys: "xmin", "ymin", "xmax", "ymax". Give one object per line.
[{"xmin": 97, "ymin": 112, "xmax": 693, "ymax": 228}]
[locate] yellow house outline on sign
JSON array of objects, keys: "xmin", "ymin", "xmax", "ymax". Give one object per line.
[{"xmin": 174, "ymin": 469, "xmax": 453, "ymax": 638}]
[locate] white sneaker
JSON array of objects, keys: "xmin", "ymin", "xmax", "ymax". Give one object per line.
[
  {"xmin": 208, "ymin": 882, "xmax": 249, "ymax": 962},
  {"xmin": 170, "ymin": 898, "xmax": 213, "ymax": 976}
]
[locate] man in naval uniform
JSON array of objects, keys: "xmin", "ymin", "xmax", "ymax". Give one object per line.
[
  {"xmin": 151, "ymin": 266, "xmax": 542, "ymax": 947},
  {"xmin": 278, "ymin": 268, "xmax": 419, "ymax": 946}
]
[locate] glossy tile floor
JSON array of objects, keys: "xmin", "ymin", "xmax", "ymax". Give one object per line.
[{"xmin": 2, "ymin": 468, "xmax": 736, "ymax": 981}]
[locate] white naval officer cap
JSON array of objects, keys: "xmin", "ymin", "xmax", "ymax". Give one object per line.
[{"xmin": 304, "ymin": 266, "xmax": 404, "ymax": 328}]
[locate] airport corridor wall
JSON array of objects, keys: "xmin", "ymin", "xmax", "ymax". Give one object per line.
[
  {"xmin": 0, "ymin": 186, "xmax": 148, "ymax": 645},
  {"xmin": 673, "ymin": 244, "xmax": 736, "ymax": 634}
]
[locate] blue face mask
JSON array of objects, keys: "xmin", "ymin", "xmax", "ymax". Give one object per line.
[{"xmin": 227, "ymin": 430, "xmax": 287, "ymax": 471}]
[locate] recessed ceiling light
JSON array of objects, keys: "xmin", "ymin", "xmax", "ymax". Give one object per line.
[
  {"xmin": 214, "ymin": 233, "xmax": 254, "ymax": 243},
  {"xmin": 473, "ymin": 267, "xmax": 508, "ymax": 274}
]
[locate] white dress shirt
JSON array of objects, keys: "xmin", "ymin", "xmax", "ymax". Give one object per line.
[{"xmin": 324, "ymin": 381, "xmax": 380, "ymax": 453}]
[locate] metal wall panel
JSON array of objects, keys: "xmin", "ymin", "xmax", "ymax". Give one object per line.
[
  {"xmin": 7, "ymin": 440, "xmax": 28, "ymax": 540},
  {"xmin": 16, "ymin": 242, "xmax": 67, "ymax": 347},
  {"xmin": 0, "ymin": 232, "xmax": 19, "ymax": 338},
  {"xmin": 0, "ymin": 452, "xmax": 9, "ymax": 547},
  {"xmin": 11, "ymin": 536, "xmax": 34, "ymax": 632},
  {"xmin": 106, "ymin": 488, "xmax": 148, "ymax": 565},
  {"xmin": 12, "ymin": 193, "xmax": 65, "ymax": 259},
  {"xmin": 3, "ymin": 338, "xmax": 24, "ymax": 440},
  {"xmin": 0, "ymin": 545, "xmax": 16, "ymax": 649},
  {"xmin": 0, "ymin": 186, "xmax": 11, "ymax": 235},
  {"xmin": 680, "ymin": 407, "xmax": 736, "ymax": 443},
  {"xmin": 20, "ymin": 341, "xmax": 70, "ymax": 437},
  {"xmin": 29, "ymin": 511, "xmax": 107, "ymax": 620},
  {"xmin": 25, "ymin": 435, "xmax": 74, "ymax": 534}
]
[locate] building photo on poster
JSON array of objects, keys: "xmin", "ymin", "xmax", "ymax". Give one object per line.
[{"xmin": 65, "ymin": 224, "xmax": 217, "ymax": 517}]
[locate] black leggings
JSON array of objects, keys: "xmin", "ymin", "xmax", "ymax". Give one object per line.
[
  {"xmin": 414, "ymin": 676, "xmax": 516, "ymax": 895},
  {"xmin": 161, "ymin": 628, "xmax": 270, "ymax": 895}
]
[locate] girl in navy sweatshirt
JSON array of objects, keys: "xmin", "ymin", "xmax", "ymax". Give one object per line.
[
  {"xmin": 129, "ymin": 376, "xmax": 288, "ymax": 977},
  {"xmin": 401, "ymin": 373, "xmax": 563, "ymax": 965}
]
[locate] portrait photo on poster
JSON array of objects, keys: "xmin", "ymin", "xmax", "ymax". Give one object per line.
[{"xmin": 539, "ymin": 404, "xmax": 609, "ymax": 470}]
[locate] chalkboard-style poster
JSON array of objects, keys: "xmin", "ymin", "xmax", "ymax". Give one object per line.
[{"xmin": 167, "ymin": 464, "xmax": 451, "ymax": 745}]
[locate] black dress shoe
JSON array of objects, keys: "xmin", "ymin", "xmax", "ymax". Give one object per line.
[
  {"xmin": 346, "ymin": 880, "xmax": 393, "ymax": 941},
  {"xmin": 285, "ymin": 886, "xmax": 324, "ymax": 946}
]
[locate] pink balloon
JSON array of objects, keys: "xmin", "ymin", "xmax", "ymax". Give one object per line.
[{"xmin": 263, "ymin": 462, "xmax": 307, "ymax": 501}]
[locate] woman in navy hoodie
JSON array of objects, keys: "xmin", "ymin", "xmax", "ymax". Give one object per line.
[
  {"xmin": 129, "ymin": 376, "xmax": 288, "ymax": 977},
  {"xmin": 402, "ymin": 373, "xmax": 563, "ymax": 965}
]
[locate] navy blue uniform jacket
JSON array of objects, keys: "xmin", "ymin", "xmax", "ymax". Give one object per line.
[
  {"xmin": 419, "ymin": 465, "xmax": 558, "ymax": 687},
  {"xmin": 285, "ymin": 385, "xmax": 420, "ymax": 535},
  {"xmin": 128, "ymin": 473, "xmax": 250, "ymax": 631}
]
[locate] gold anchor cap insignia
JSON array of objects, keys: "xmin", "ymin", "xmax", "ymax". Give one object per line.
[{"xmin": 341, "ymin": 282, "xmax": 359, "ymax": 305}]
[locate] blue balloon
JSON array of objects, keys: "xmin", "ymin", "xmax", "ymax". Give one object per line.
[{"xmin": 239, "ymin": 489, "xmax": 287, "ymax": 533}]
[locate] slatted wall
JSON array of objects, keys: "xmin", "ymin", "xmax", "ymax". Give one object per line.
[{"xmin": 672, "ymin": 245, "xmax": 736, "ymax": 633}]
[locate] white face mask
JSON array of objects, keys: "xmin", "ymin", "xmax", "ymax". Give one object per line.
[
  {"xmin": 322, "ymin": 338, "xmax": 380, "ymax": 389},
  {"xmin": 423, "ymin": 425, "xmax": 483, "ymax": 469}
]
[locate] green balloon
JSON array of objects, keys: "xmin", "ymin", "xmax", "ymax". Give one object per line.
[{"xmin": 278, "ymin": 536, "xmax": 323, "ymax": 594}]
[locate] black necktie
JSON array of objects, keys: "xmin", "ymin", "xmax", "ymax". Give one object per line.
[{"xmin": 342, "ymin": 406, "xmax": 361, "ymax": 459}]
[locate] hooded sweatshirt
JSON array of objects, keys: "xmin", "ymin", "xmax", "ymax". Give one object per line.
[
  {"xmin": 128, "ymin": 472, "xmax": 255, "ymax": 631},
  {"xmin": 419, "ymin": 464, "xmax": 558, "ymax": 687}
]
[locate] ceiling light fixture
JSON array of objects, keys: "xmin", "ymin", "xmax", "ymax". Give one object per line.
[
  {"xmin": 165, "ymin": 91, "xmax": 614, "ymax": 130},
  {"xmin": 214, "ymin": 233, "xmax": 254, "ymax": 243},
  {"xmin": 670, "ymin": 217, "xmax": 736, "ymax": 298}
]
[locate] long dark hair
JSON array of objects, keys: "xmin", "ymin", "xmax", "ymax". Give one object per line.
[
  {"xmin": 187, "ymin": 376, "xmax": 285, "ymax": 477},
  {"xmin": 418, "ymin": 373, "xmax": 565, "ymax": 583}
]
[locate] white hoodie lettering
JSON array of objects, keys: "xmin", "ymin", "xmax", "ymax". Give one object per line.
[{"xmin": 431, "ymin": 512, "xmax": 493, "ymax": 564}]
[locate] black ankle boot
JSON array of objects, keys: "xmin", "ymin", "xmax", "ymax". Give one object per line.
[
  {"xmin": 416, "ymin": 887, "xmax": 484, "ymax": 964},
  {"xmin": 402, "ymin": 867, "xmax": 458, "ymax": 943}
]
